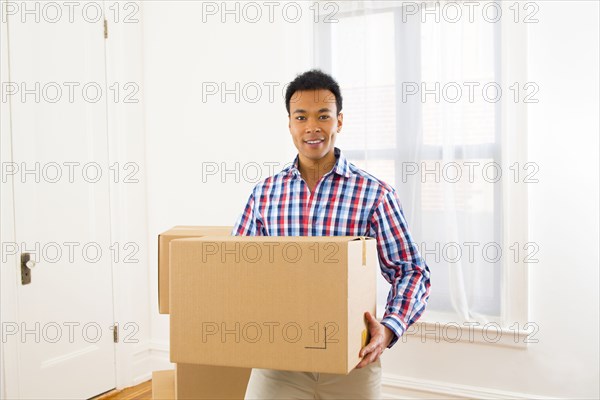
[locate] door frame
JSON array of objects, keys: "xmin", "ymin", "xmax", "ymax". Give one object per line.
[
  {"xmin": 103, "ymin": 0, "xmax": 153, "ymax": 390},
  {"xmin": 1, "ymin": 4, "xmax": 23, "ymax": 398}
]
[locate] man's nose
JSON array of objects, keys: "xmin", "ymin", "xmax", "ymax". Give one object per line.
[{"xmin": 305, "ymin": 126, "xmax": 322, "ymax": 134}]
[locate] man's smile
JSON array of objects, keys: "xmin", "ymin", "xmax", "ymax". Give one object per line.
[{"xmin": 304, "ymin": 138, "xmax": 325, "ymax": 146}]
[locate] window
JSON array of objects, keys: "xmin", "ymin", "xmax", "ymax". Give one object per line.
[{"xmin": 315, "ymin": 1, "xmax": 530, "ymax": 335}]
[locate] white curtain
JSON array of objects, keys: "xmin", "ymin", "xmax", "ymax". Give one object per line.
[{"xmin": 318, "ymin": 0, "xmax": 502, "ymax": 324}]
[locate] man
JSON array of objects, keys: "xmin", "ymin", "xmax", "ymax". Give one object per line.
[{"xmin": 232, "ymin": 69, "xmax": 431, "ymax": 399}]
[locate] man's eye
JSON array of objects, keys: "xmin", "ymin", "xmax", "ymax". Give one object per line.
[
  {"xmin": 296, "ymin": 116, "xmax": 306, "ymax": 120},
  {"xmin": 319, "ymin": 115, "xmax": 330, "ymax": 120}
]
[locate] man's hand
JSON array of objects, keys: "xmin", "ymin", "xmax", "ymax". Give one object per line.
[{"xmin": 355, "ymin": 311, "xmax": 395, "ymax": 369}]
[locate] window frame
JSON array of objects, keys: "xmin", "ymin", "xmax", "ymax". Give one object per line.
[{"xmin": 314, "ymin": 1, "xmax": 531, "ymax": 346}]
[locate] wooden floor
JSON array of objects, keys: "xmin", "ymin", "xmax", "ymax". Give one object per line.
[{"xmin": 91, "ymin": 380, "xmax": 152, "ymax": 400}]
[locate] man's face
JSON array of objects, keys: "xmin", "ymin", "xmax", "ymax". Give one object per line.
[{"xmin": 288, "ymin": 89, "xmax": 343, "ymax": 163}]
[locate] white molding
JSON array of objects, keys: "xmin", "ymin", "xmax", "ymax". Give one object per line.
[
  {"xmin": 130, "ymin": 342, "xmax": 152, "ymax": 385},
  {"xmin": 104, "ymin": 0, "xmax": 152, "ymax": 391},
  {"xmin": 129, "ymin": 340, "xmax": 172, "ymax": 386},
  {"xmin": 404, "ymin": 312, "xmax": 536, "ymax": 349},
  {"xmin": 144, "ymin": 340, "xmax": 555, "ymax": 400},
  {"xmin": 0, "ymin": 1, "xmax": 21, "ymax": 398},
  {"xmin": 381, "ymin": 373, "xmax": 559, "ymax": 400},
  {"xmin": 148, "ymin": 339, "xmax": 169, "ymax": 355},
  {"xmin": 499, "ymin": 0, "xmax": 531, "ymax": 330},
  {"xmin": 132, "ymin": 372, "xmax": 153, "ymax": 387}
]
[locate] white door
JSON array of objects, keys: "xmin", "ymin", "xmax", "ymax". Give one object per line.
[{"xmin": 5, "ymin": 1, "xmax": 117, "ymax": 398}]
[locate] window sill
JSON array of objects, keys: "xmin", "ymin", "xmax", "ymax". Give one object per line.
[{"xmin": 379, "ymin": 310, "xmax": 536, "ymax": 349}]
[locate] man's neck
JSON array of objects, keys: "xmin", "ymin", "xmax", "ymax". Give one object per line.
[{"xmin": 298, "ymin": 150, "xmax": 337, "ymax": 184}]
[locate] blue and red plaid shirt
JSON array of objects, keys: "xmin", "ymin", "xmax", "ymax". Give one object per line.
[{"xmin": 232, "ymin": 147, "xmax": 431, "ymax": 348}]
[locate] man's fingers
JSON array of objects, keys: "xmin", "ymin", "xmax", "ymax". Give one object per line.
[
  {"xmin": 359, "ymin": 341, "xmax": 372, "ymax": 357},
  {"xmin": 357, "ymin": 351, "xmax": 374, "ymax": 369},
  {"xmin": 359, "ymin": 343, "xmax": 373, "ymax": 358},
  {"xmin": 358, "ymin": 344, "xmax": 383, "ymax": 365},
  {"xmin": 359, "ymin": 336, "xmax": 381, "ymax": 357},
  {"xmin": 357, "ymin": 347, "xmax": 371, "ymax": 368},
  {"xmin": 367, "ymin": 348, "xmax": 380, "ymax": 364},
  {"xmin": 356, "ymin": 347, "xmax": 381, "ymax": 369}
]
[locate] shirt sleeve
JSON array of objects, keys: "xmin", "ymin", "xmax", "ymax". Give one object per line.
[
  {"xmin": 231, "ymin": 191, "xmax": 261, "ymax": 237},
  {"xmin": 368, "ymin": 188, "xmax": 431, "ymax": 348}
]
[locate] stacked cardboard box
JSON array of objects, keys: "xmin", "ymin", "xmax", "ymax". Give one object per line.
[
  {"xmin": 151, "ymin": 370, "xmax": 174, "ymax": 400},
  {"xmin": 157, "ymin": 226, "xmax": 234, "ymax": 314},
  {"xmin": 152, "ymin": 226, "xmax": 377, "ymax": 399},
  {"xmin": 175, "ymin": 364, "xmax": 251, "ymax": 400}
]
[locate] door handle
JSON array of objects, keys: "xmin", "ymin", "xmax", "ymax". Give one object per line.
[{"xmin": 21, "ymin": 253, "xmax": 35, "ymax": 285}]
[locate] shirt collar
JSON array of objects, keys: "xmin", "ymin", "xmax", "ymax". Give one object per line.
[{"xmin": 285, "ymin": 147, "xmax": 352, "ymax": 179}]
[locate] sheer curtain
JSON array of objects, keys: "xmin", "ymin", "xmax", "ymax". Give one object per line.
[{"xmin": 317, "ymin": 0, "xmax": 502, "ymax": 325}]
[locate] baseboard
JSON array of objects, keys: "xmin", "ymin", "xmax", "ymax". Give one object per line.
[
  {"xmin": 147, "ymin": 339, "xmax": 170, "ymax": 358},
  {"xmin": 140, "ymin": 341, "xmax": 554, "ymax": 400},
  {"xmin": 381, "ymin": 373, "xmax": 558, "ymax": 400},
  {"xmin": 131, "ymin": 340, "xmax": 172, "ymax": 386}
]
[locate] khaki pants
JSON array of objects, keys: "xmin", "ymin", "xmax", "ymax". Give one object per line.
[{"xmin": 244, "ymin": 359, "xmax": 382, "ymax": 400}]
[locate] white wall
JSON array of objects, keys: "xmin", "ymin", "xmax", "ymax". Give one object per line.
[
  {"xmin": 141, "ymin": 0, "xmax": 314, "ymax": 364},
  {"xmin": 380, "ymin": 2, "xmax": 599, "ymax": 399},
  {"xmin": 141, "ymin": 1, "xmax": 599, "ymax": 398}
]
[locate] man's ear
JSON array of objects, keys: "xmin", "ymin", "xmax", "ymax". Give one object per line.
[{"xmin": 337, "ymin": 112, "xmax": 344, "ymax": 132}]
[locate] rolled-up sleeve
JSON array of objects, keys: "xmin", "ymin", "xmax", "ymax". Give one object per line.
[{"xmin": 369, "ymin": 188, "xmax": 431, "ymax": 348}]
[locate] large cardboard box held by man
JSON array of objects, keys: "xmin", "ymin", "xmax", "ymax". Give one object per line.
[
  {"xmin": 169, "ymin": 236, "xmax": 377, "ymax": 374},
  {"xmin": 158, "ymin": 226, "xmax": 232, "ymax": 314}
]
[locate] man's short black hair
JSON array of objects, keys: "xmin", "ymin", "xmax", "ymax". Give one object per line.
[{"xmin": 285, "ymin": 69, "xmax": 343, "ymax": 116}]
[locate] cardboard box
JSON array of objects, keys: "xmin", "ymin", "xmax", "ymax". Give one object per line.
[
  {"xmin": 175, "ymin": 364, "xmax": 251, "ymax": 399},
  {"xmin": 158, "ymin": 226, "xmax": 232, "ymax": 314},
  {"xmin": 152, "ymin": 370, "xmax": 175, "ymax": 400},
  {"xmin": 170, "ymin": 236, "xmax": 377, "ymax": 374}
]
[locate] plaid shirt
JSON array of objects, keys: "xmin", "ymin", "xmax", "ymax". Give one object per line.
[{"xmin": 232, "ymin": 147, "xmax": 431, "ymax": 348}]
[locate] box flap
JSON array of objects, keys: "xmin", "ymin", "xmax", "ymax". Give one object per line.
[{"xmin": 157, "ymin": 226, "xmax": 232, "ymax": 314}]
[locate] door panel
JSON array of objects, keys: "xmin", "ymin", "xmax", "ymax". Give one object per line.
[{"xmin": 6, "ymin": 1, "xmax": 117, "ymax": 398}]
